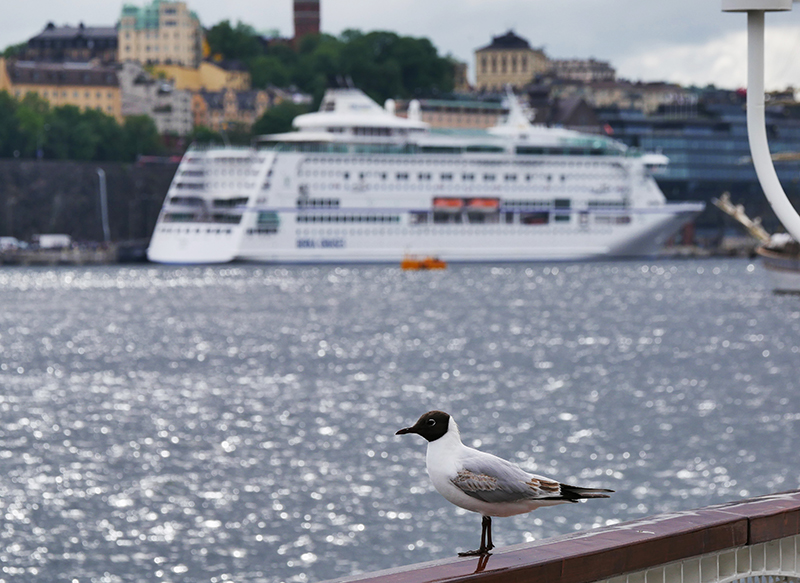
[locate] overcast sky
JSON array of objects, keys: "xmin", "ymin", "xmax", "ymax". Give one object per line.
[{"xmin": 4, "ymin": 0, "xmax": 800, "ymax": 90}]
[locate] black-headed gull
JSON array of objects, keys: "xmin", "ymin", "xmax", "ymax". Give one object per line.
[{"xmin": 396, "ymin": 410, "xmax": 614, "ymax": 556}]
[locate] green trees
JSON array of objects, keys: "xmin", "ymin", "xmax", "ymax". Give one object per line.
[
  {"xmin": 251, "ymin": 101, "xmax": 310, "ymax": 136},
  {"xmin": 205, "ymin": 26, "xmax": 456, "ymax": 105},
  {"xmin": 1, "ymin": 24, "xmax": 456, "ymax": 161},
  {"xmin": 0, "ymin": 91, "xmax": 163, "ymax": 161}
]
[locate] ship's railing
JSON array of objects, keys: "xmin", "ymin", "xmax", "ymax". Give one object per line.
[{"xmin": 323, "ymin": 490, "xmax": 800, "ymax": 583}]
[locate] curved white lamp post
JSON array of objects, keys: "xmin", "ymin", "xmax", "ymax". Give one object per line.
[{"xmin": 723, "ymin": 0, "xmax": 800, "ymax": 241}]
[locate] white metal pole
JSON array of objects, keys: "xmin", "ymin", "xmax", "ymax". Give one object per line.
[
  {"xmin": 97, "ymin": 168, "xmax": 111, "ymax": 243},
  {"xmin": 744, "ymin": 9, "xmax": 800, "ymax": 241}
]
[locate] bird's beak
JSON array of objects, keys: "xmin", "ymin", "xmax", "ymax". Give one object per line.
[{"xmin": 396, "ymin": 426, "xmax": 414, "ymax": 435}]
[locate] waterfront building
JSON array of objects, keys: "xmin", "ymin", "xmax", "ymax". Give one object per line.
[
  {"xmin": 395, "ymin": 98, "xmax": 508, "ymax": 129},
  {"xmin": 191, "ymin": 88, "xmax": 271, "ymax": 132},
  {"xmin": 0, "ymin": 58, "xmax": 121, "ymax": 121},
  {"xmin": 525, "ymin": 87, "xmax": 603, "ymax": 134},
  {"xmin": 294, "ymin": 0, "xmax": 320, "ymax": 42},
  {"xmin": 23, "ymin": 22, "xmax": 118, "ymax": 64},
  {"xmin": 451, "ymin": 60, "xmax": 470, "ymax": 93},
  {"xmin": 532, "ymin": 77, "xmax": 689, "ymax": 115},
  {"xmin": 119, "ymin": 62, "xmax": 193, "ymax": 135},
  {"xmin": 548, "ymin": 58, "xmax": 615, "ymax": 83},
  {"xmin": 151, "ymin": 60, "xmax": 251, "ymax": 92},
  {"xmin": 583, "ymin": 80, "xmax": 688, "ymax": 114},
  {"xmin": 474, "ymin": 31, "xmax": 547, "ymax": 91},
  {"xmin": 118, "ymin": 0, "xmax": 202, "ymax": 67},
  {"xmin": 597, "ymin": 90, "xmax": 800, "ymax": 231}
]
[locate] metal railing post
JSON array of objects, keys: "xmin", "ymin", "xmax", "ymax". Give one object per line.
[{"xmin": 722, "ymin": 0, "xmax": 800, "ymax": 242}]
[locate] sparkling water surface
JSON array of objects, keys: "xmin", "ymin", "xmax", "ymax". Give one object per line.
[{"xmin": 0, "ymin": 260, "xmax": 799, "ymax": 583}]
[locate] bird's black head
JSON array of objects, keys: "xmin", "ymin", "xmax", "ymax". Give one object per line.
[{"xmin": 396, "ymin": 410, "xmax": 450, "ymax": 442}]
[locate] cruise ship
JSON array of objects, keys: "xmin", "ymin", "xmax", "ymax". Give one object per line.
[{"xmin": 147, "ymin": 88, "xmax": 704, "ymax": 264}]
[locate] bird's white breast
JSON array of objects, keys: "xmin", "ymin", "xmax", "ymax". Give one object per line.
[{"xmin": 425, "ymin": 431, "xmax": 491, "ymax": 514}]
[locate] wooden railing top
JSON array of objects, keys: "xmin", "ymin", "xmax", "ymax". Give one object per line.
[{"xmin": 325, "ymin": 490, "xmax": 800, "ymax": 583}]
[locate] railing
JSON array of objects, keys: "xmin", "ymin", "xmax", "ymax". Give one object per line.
[{"xmin": 323, "ymin": 490, "xmax": 800, "ymax": 583}]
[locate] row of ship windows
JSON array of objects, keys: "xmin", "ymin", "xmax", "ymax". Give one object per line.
[
  {"xmin": 292, "ymin": 211, "xmax": 631, "ymax": 226},
  {"xmin": 298, "ymin": 171, "xmax": 627, "ymax": 184},
  {"xmin": 296, "ymin": 171, "xmax": 577, "ymax": 183},
  {"xmin": 184, "ymin": 157, "xmax": 265, "ymax": 165},
  {"xmin": 159, "ymin": 227, "xmax": 233, "ymax": 235},
  {"xmin": 169, "ymin": 196, "xmax": 626, "ymax": 211},
  {"xmin": 183, "ymin": 169, "xmax": 261, "ymax": 177},
  {"xmin": 293, "ymin": 199, "xmax": 627, "ymax": 210},
  {"xmin": 173, "ymin": 182, "xmax": 257, "ymax": 190},
  {"xmin": 301, "ymin": 168, "xmax": 622, "ymax": 179},
  {"xmin": 297, "ymin": 215, "xmax": 401, "ymax": 224},
  {"xmin": 301, "ymin": 157, "xmax": 616, "ymax": 167},
  {"xmin": 160, "ymin": 213, "xmax": 632, "ymax": 231},
  {"xmin": 287, "ymin": 214, "xmax": 633, "ymax": 231}
]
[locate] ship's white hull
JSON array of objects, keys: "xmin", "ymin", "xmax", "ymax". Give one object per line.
[{"xmin": 148, "ymin": 204, "xmax": 702, "ymax": 265}]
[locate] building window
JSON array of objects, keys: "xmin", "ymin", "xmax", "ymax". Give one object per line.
[
  {"xmin": 481, "ymin": 56, "xmax": 487, "ymax": 73},
  {"xmin": 522, "ymin": 55, "xmax": 528, "ymax": 72}
]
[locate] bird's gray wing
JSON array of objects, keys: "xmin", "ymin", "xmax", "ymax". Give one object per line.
[{"xmin": 451, "ymin": 454, "xmax": 563, "ymax": 504}]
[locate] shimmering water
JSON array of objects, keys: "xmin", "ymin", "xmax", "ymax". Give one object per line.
[{"xmin": 0, "ymin": 261, "xmax": 799, "ymax": 583}]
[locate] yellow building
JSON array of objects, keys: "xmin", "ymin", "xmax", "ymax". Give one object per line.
[
  {"xmin": 192, "ymin": 88, "xmax": 270, "ymax": 131},
  {"xmin": 475, "ymin": 31, "xmax": 547, "ymax": 91},
  {"xmin": 0, "ymin": 58, "xmax": 122, "ymax": 122},
  {"xmin": 152, "ymin": 60, "xmax": 251, "ymax": 92},
  {"xmin": 118, "ymin": 0, "xmax": 203, "ymax": 67}
]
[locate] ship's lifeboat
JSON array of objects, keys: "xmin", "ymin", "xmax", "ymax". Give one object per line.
[
  {"xmin": 401, "ymin": 255, "xmax": 447, "ymax": 270},
  {"xmin": 433, "ymin": 198, "xmax": 464, "ymax": 212},
  {"xmin": 467, "ymin": 198, "xmax": 500, "ymax": 211}
]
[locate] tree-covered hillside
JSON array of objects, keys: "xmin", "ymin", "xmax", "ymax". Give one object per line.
[{"xmin": 206, "ymin": 22, "xmax": 456, "ymax": 104}]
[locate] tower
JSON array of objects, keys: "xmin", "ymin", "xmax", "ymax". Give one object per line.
[{"xmin": 293, "ymin": 0, "xmax": 320, "ymax": 43}]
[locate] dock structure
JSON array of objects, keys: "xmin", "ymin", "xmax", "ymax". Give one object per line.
[
  {"xmin": 325, "ymin": 490, "xmax": 800, "ymax": 583},
  {"xmin": 0, "ymin": 246, "xmax": 118, "ymax": 266}
]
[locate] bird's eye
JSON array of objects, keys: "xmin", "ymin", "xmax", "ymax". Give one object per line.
[{"xmin": 427, "ymin": 419, "xmax": 436, "ymax": 426}]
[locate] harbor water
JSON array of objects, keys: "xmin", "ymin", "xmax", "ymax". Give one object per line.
[{"xmin": 0, "ymin": 260, "xmax": 798, "ymax": 583}]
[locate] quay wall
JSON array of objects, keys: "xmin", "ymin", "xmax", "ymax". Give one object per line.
[{"xmin": 0, "ymin": 159, "xmax": 177, "ymax": 243}]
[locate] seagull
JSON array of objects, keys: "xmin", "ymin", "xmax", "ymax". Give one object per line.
[{"xmin": 396, "ymin": 410, "xmax": 614, "ymax": 556}]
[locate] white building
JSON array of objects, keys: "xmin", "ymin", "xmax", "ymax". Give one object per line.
[{"xmin": 119, "ymin": 62, "xmax": 193, "ymax": 135}]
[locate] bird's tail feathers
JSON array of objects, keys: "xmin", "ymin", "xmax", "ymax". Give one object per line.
[{"xmin": 560, "ymin": 484, "xmax": 614, "ymax": 501}]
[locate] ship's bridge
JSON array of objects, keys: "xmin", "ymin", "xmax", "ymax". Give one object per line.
[{"xmin": 290, "ymin": 88, "xmax": 429, "ymax": 139}]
